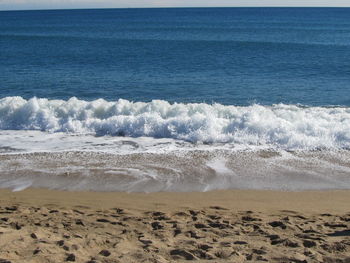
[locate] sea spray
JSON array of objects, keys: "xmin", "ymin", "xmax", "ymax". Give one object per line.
[{"xmin": 1, "ymin": 96, "xmax": 350, "ymax": 150}]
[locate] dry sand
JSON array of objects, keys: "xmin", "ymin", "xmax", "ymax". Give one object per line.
[{"xmin": 0, "ymin": 189, "xmax": 349, "ymax": 262}]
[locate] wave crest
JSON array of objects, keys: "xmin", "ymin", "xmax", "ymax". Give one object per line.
[{"xmin": 1, "ymin": 96, "xmax": 350, "ymax": 150}]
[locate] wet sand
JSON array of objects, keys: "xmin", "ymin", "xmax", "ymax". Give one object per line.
[{"xmin": 0, "ymin": 189, "xmax": 349, "ymax": 262}]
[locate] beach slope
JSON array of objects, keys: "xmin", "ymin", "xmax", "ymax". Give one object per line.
[{"xmin": 0, "ymin": 189, "xmax": 349, "ymax": 262}]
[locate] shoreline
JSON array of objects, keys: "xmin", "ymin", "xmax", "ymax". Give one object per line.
[{"xmin": 1, "ymin": 188, "xmax": 349, "ymax": 213}]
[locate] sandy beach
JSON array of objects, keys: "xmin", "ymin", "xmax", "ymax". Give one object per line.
[
  {"xmin": 2, "ymin": 4, "xmax": 350, "ymax": 263},
  {"xmin": 0, "ymin": 189, "xmax": 349, "ymax": 262}
]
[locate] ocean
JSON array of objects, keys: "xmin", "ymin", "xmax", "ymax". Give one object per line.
[{"xmin": 1, "ymin": 8, "xmax": 350, "ymax": 192}]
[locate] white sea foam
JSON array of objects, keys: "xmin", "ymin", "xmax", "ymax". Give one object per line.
[
  {"xmin": 1, "ymin": 97, "xmax": 350, "ymax": 192},
  {"xmin": 206, "ymin": 158, "xmax": 233, "ymax": 175},
  {"xmin": 0, "ymin": 150, "xmax": 349, "ymax": 192},
  {"xmin": 1, "ymin": 96, "xmax": 350, "ymax": 150}
]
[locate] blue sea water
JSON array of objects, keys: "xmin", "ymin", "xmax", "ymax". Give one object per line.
[
  {"xmin": 1, "ymin": 8, "xmax": 350, "ymax": 191},
  {"xmin": 1, "ymin": 7, "xmax": 350, "ymax": 106}
]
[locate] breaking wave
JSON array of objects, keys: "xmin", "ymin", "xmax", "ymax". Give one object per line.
[{"xmin": 1, "ymin": 96, "xmax": 350, "ymax": 150}]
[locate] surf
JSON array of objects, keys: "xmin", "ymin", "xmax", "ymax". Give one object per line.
[{"xmin": 1, "ymin": 96, "xmax": 350, "ymax": 150}]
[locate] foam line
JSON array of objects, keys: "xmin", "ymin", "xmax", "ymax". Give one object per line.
[{"xmin": 1, "ymin": 96, "xmax": 350, "ymax": 150}]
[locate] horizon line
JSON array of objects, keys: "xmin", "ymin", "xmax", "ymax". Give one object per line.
[{"xmin": 1, "ymin": 6, "xmax": 350, "ymax": 12}]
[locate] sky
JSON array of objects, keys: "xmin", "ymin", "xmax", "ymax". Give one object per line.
[{"xmin": 1, "ymin": 0, "xmax": 350, "ymax": 11}]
